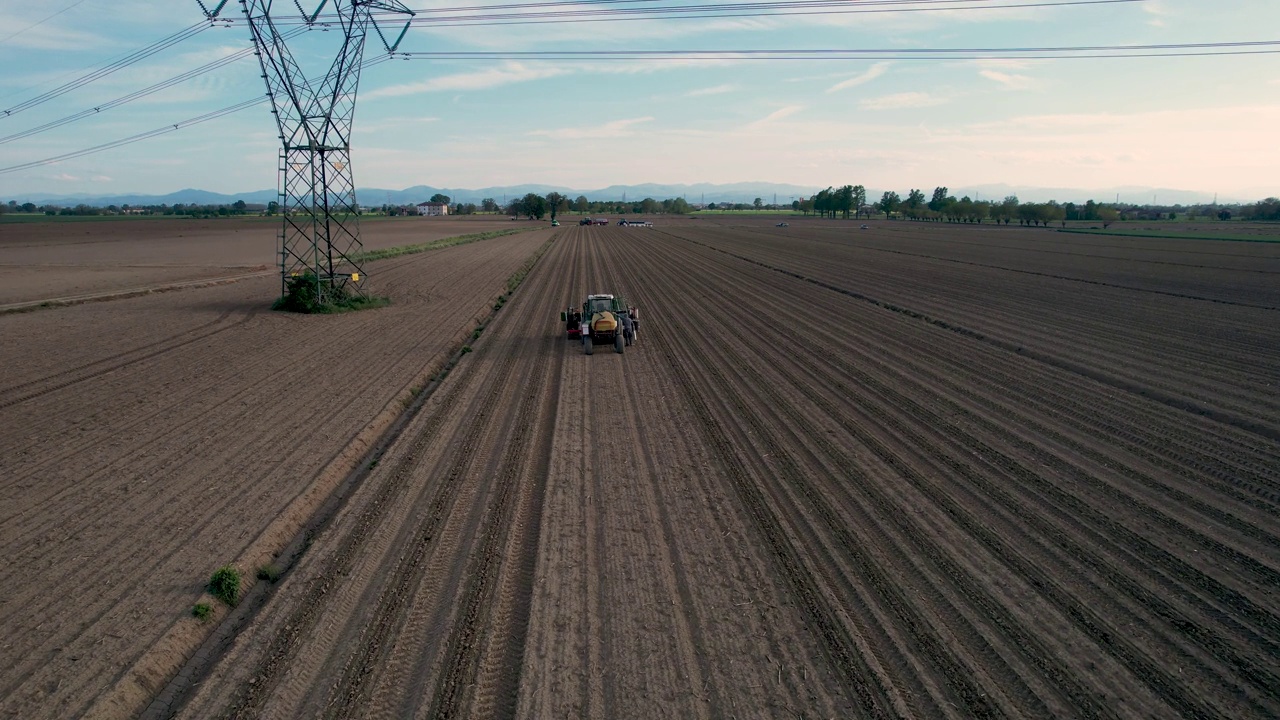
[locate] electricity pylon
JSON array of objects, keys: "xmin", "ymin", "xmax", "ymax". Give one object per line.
[{"xmin": 197, "ymin": 1, "xmax": 414, "ymax": 303}]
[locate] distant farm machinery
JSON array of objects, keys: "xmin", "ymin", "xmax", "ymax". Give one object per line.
[{"xmin": 561, "ymin": 294, "xmax": 639, "ymax": 355}]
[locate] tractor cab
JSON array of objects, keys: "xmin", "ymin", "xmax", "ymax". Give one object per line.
[{"xmin": 559, "ymin": 294, "xmax": 638, "ymax": 354}]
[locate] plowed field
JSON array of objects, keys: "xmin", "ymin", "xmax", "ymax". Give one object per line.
[
  {"xmin": 0, "ymin": 215, "xmax": 525, "ymax": 307},
  {"xmin": 3, "ymin": 217, "xmax": 1278, "ymax": 719}
]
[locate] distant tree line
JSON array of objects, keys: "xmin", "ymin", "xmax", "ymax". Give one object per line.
[
  {"xmin": 790, "ymin": 188, "xmax": 1280, "ymax": 228},
  {"xmin": 5, "ymin": 195, "xmax": 1279, "ymax": 224},
  {"xmin": 0, "ymin": 199, "xmax": 264, "ymax": 218}
]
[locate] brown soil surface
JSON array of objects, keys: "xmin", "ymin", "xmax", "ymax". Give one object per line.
[
  {"xmin": 164, "ymin": 219, "xmax": 1278, "ymax": 719},
  {"xmin": 0, "ymin": 215, "xmax": 524, "ymax": 306},
  {"xmin": 4, "ymin": 217, "xmax": 1278, "ymax": 719},
  {"xmin": 0, "ymin": 227, "xmax": 551, "ymax": 718}
]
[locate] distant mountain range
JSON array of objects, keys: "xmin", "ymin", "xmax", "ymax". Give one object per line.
[{"xmin": 7, "ymin": 182, "xmax": 1268, "ymax": 208}]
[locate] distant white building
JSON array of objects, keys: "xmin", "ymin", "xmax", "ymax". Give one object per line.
[{"xmin": 416, "ymin": 201, "xmax": 449, "ymax": 216}]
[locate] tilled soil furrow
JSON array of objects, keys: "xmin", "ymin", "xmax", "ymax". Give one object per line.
[
  {"xmin": 710, "ymin": 234, "xmax": 1277, "ymax": 714},
  {"xmin": 0, "ymin": 308, "xmax": 238, "ymax": 403},
  {"xmin": 638, "ymin": 226, "xmax": 1280, "ymax": 717},
  {"xmin": 625, "ymin": 250, "xmax": 900, "ymax": 716},
  {"xmin": 684, "ymin": 224, "xmax": 1280, "ymax": 432},
  {"xmin": 205, "ymin": 350, "xmax": 506, "ymax": 718},
  {"xmin": 677, "ymin": 231, "xmax": 1280, "ymax": 443},
  {"xmin": 636, "ymin": 233, "xmax": 1074, "ymax": 717}
]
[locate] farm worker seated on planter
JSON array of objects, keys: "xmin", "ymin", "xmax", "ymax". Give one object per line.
[{"xmin": 628, "ymin": 307, "xmax": 640, "ymax": 337}]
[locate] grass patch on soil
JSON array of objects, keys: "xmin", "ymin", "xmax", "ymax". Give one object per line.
[
  {"xmin": 191, "ymin": 603, "xmax": 213, "ymax": 621},
  {"xmin": 272, "ymin": 272, "xmax": 390, "ymax": 314},
  {"xmin": 1057, "ymin": 228, "xmax": 1280, "ymax": 243},
  {"xmin": 207, "ymin": 565, "xmax": 242, "ymax": 607},
  {"xmin": 256, "ymin": 563, "xmax": 282, "ymax": 583},
  {"xmin": 351, "ymin": 228, "xmax": 532, "ymax": 264}
]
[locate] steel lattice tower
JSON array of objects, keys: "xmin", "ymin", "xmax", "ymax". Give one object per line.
[{"xmin": 198, "ymin": 0, "xmax": 413, "ymax": 302}]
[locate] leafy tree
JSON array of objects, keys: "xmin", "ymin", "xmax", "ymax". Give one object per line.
[
  {"xmin": 232, "ymin": 200, "xmax": 247, "ymax": 213},
  {"xmin": 480, "ymin": 198, "xmax": 499, "ymax": 213},
  {"xmin": 904, "ymin": 189, "xmax": 926, "ymax": 218},
  {"xmin": 990, "ymin": 195, "xmax": 1018, "ymax": 225},
  {"xmin": 851, "ymin": 185, "xmax": 867, "ymax": 218},
  {"xmin": 753, "ymin": 197, "xmax": 764, "ymax": 209},
  {"xmin": 877, "ymin": 191, "xmax": 901, "ymax": 217},
  {"xmin": 573, "ymin": 195, "xmax": 589, "ymax": 213},
  {"xmin": 1248, "ymin": 197, "xmax": 1280, "ymax": 220},
  {"xmin": 267, "ymin": 201, "xmax": 279, "ymax": 215},
  {"xmin": 835, "ymin": 185, "xmax": 854, "ymax": 219},
  {"xmin": 545, "ymin": 192, "xmax": 567, "ymax": 221},
  {"xmin": 20, "ymin": 202, "xmax": 36, "ymax": 213},
  {"xmin": 429, "ymin": 193, "xmax": 451, "ymax": 204},
  {"xmin": 929, "ymin": 186, "xmax": 949, "ymax": 212},
  {"xmin": 1098, "ymin": 206, "xmax": 1121, "ymax": 227},
  {"xmin": 521, "ymin": 193, "xmax": 547, "ymax": 220},
  {"xmin": 813, "ymin": 187, "xmax": 834, "ymax": 219}
]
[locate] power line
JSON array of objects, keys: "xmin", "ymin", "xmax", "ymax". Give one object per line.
[
  {"xmin": 3, "ymin": 36, "xmax": 1270, "ymax": 176},
  {"xmin": 0, "ymin": 0, "xmax": 1131, "ymax": 132},
  {"xmin": 0, "ymin": 26, "xmax": 308, "ymax": 146},
  {"xmin": 396, "ymin": 40, "xmax": 1280, "ymax": 60},
  {"xmin": 242, "ymin": 0, "xmax": 1143, "ymax": 28},
  {"xmin": 0, "ymin": 21, "xmax": 213, "ymax": 120},
  {"xmin": 0, "ymin": 56, "xmax": 394, "ymax": 176},
  {"xmin": 0, "ymin": 0, "xmax": 93, "ymax": 46},
  {"xmin": 0, "ymin": 98, "xmax": 267, "ymax": 176}
]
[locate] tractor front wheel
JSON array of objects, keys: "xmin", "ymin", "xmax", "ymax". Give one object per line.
[
  {"xmin": 584, "ymin": 336, "xmax": 594, "ymax": 355},
  {"xmin": 615, "ymin": 334, "xmax": 624, "ymax": 354}
]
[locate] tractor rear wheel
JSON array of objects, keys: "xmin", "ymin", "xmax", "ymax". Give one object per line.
[
  {"xmin": 615, "ymin": 334, "xmax": 624, "ymax": 354},
  {"xmin": 584, "ymin": 336, "xmax": 594, "ymax": 355}
]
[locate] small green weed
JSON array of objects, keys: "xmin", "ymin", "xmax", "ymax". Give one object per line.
[
  {"xmin": 207, "ymin": 565, "xmax": 242, "ymax": 607},
  {"xmin": 192, "ymin": 602, "xmax": 213, "ymax": 621},
  {"xmin": 461, "ymin": 345, "xmax": 472, "ymax": 354}
]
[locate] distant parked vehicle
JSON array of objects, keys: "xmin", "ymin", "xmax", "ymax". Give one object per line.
[
  {"xmin": 776, "ymin": 222, "xmax": 789, "ymax": 227},
  {"xmin": 619, "ymin": 219, "xmax": 652, "ymax": 227},
  {"xmin": 860, "ymin": 224, "xmax": 870, "ymax": 229}
]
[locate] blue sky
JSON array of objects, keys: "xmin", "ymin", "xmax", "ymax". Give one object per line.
[{"xmin": 1, "ymin": 0, "xmax": 1278, "ymax": 201}]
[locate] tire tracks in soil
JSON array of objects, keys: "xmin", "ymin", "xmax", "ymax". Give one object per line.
[
  {"xmin": 652, "ymin": 228, "xmax": 1280, "ymax": 717},
  {"xmin": 669, "ymin": 231, "xmax": 1280, "ymax": 445}
]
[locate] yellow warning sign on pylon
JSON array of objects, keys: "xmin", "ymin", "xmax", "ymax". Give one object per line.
[{"xmin": 351, "ymin": 272, "xmax": 360, "ymax": 282}]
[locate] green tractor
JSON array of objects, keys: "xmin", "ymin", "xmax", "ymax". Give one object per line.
[{"xmin": 560, "ymin": 293, "xmax": 638, "ymax": 355}]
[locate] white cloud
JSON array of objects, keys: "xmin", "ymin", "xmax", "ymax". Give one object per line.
[
  {"xmin": 971, "ymin": 58, "xmax": 1036, "ymax": 71},
  {"xmin": 747, "ymin": 106, "xmax": 803, "ymax": 128},
  {"xmin": 979, "ymin": 70, "xmax": 1035, "ymax": 90},
  {"xmin": 364, "ymin": 62, "xmax": 566, "ymax": 98},
  {"xmin": 529, "ymin": 116, "xmax": 654, "ymax": 140},
  {"xmin": 0, "ymin": 12, "xmax": 110, "ymax": 50},
  {"xmin": 1143, "ymin": 0, "xmax": 1172, "ymax": 26},
  {"xmin": 685, "ymin": 84, "xmax": 736, "ymax": 97},
  {"xmin": 825, "ymin": 62, "xmax": 890, "ymax": 94},
  {"xmin": 91, "ymin": 175, "xmax": 112, "ymax": 182},
  {"xmin": 861, "ymin": 92, "xmax": 946, "ymax": 110},
  {"xmin": 52, "ymin": 173, "xmax": 80, "ymax": 182},
  {"xmin": 356, "ymin": 115, "xmax": 440, "ymax": 133}
]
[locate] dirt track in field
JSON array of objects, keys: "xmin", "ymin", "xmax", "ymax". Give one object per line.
[
  {"xmin": 3, "ymin": 217, "xmax": 1279, "ymax": 719},
  {"xmin": 0, "ymin": 224, "xmax": 550, "ymax": 718},
  {"xmin": 0, "ymin": 216, "xmax": 524, "ymax": 306},
  {"xmin": 159, "ymin": 218, "xmax": 1280, "ymax": 719}
]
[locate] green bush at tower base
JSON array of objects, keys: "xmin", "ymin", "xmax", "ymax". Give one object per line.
[{"xmin": 272, "ymin": 272, "xmax": 390, "ymax": 314}]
